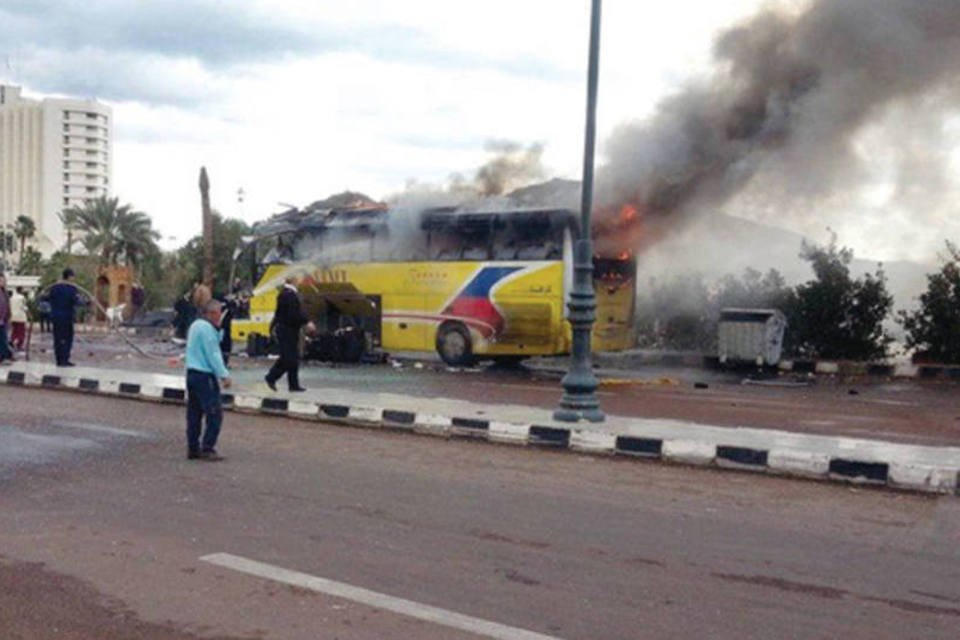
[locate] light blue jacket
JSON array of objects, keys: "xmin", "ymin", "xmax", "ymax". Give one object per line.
[{"xmin": 185, "ymin": 319, "xmax": 230, "ymax": 379}]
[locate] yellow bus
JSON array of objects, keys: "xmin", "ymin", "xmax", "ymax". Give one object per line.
[{"xmin": 232, "ymin": 206, "xmax": 636, "ymax": 365}]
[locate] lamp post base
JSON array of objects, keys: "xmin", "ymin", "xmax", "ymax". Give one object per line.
[{"xmin": 553, "ymin": 406, "xmax": 606, "ymax": 423}]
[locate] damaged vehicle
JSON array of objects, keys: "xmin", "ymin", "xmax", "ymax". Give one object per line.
[{"xmin": 230, "ymin": 200, "xmax": 637, "ymax": 366}]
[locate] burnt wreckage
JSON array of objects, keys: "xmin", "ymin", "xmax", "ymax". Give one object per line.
[{"xmin": 238, "ymin": 201, "xmax": 577, "ymax": 364}]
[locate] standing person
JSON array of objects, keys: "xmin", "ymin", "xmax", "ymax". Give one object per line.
[
  {"xmin": 9, "ymin": 287, "xmax": 27, "ymax": 351},
  {"xmin": 173, "ymin": 287, "xmax": 198, "ymax": 341},
  {"xmin": 48, "ymin": 268, "xmax": 82, "ymax": 367},
  {"xmin": 185, "ymin": 299, "xmax": 231, "ymax": 461},
  {"xmin": 219, "ymin": 295, "xmax": 236, "ymax": 367},
  {"xmin": 264, "ymin": 276, "xmax": 314, "ymax": 392},
  {"xmin": 0, "ymin": 274, "xmax": 12, "ymax": 364},
  {"xmin": 130, "ymin": 282, "xmax": 145, "ymax": 321},
  {"xmin": 38, "ymin": 294, "xmax": 51, "ymax": 333}
]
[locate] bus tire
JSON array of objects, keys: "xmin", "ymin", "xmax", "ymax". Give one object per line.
[{"xmin": 436, "ymin": 322, "xmax": 474, "ymax": 367}]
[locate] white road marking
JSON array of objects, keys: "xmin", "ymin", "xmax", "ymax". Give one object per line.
[
  {"xmin": 53, "ymin": 421, "xmax": 146, "ymax": 438},
  {"xmin": 200, "ymin": 552, "xmax": 563, "ymax": 640}
]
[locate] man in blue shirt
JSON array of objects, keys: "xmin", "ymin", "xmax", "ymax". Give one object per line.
[
  {"xmin": 185, "ymin": 299, "xmax": 232, "ymax": 461},
  {"xmin": 48, "ymin": 268, "xmax": 82, "ymax": 366}
]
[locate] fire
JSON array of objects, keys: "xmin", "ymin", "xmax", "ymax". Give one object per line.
[{"xmin": 619, "ymin": 203, "xmax": 638, "ymax": 222}]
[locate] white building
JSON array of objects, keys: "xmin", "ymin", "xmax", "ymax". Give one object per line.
[{"xmin": 0, "ymin": 84, "xmax": 112, "ymax": 257}]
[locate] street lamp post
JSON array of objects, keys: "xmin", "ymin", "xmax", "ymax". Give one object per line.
[{"xmin": 555, "ymin": 0, "xmax": 605, "ymax": 423}]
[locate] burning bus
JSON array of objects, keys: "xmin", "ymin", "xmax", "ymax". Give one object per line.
[{"xmin": 230, "ymin": 203, "xmax": 637, "ymax": 365}]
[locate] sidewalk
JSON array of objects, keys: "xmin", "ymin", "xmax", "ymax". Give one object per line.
[{"xmin": 3, "ymin": 360, "xmax": 958, "ymax": 495}]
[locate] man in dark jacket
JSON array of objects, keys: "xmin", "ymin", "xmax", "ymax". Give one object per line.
[
  {"xmin": 264, "ymin": 276, "xmax": 314, "ymax": 392},
  {"xmin": 219, "ymin": 295, "xmax": 236, "ymax": 366},
  {"xmin": 48, "ymin": 269, "xmax": 82, "ymax": 367}
]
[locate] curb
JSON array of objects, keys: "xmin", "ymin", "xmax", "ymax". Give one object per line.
[{"xmin": 3, "ymin": 368, "xmax": 957, "ymax": 496}]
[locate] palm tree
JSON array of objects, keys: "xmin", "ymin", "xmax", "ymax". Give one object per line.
[
  {"xmin": 57, "ymin": 208, "xmax": 79, "ymax": 254},
  {"xmin": 13, "ymin": 215, "xmax": 35, "ymax": 255},
  {"xmin": 68, "ymin": 196, "xmax": 160, "ymax": 269}
]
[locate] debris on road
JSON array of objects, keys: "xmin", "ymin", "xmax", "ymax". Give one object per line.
[
  {"xmin": 742, "ymin": 378, "xmax": 812, "ymax": 388},
  {"xmin": 599, "ymin": 377, "xmax": 679, "ymax": 387}
]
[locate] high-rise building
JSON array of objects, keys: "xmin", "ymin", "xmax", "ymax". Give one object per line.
[{"xmin": 0, "ymin": 84, "xmax": 112, "ymax": 256}]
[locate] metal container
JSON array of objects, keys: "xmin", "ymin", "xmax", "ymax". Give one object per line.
[{"xmin": 717, "ymin": 308, "xmax": 787, "ymax": 366}]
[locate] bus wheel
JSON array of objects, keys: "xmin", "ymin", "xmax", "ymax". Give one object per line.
[{"xmin": 436, "ymin": 322, "xmax": 474, "ymax": 367}]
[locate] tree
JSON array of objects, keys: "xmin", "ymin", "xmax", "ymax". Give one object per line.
[
  {"xmin": 16, "ymin": 246, "xmax": 43, "ymax": 275},
  {"xmin": 57, "ymin": 208, "xmax": 79, "ymax": 254},
  {"xmin": 175, "ymin": 212, "xmax": 251, "ymax": 296},
  {"xmin": 13, "ymin": 215, "xmax": 35, "ymax": 255},
  {"xmin": 714, "ymin": 268, "xmax": 791, "ymax": 311},
  {"xmin": 0, "ymin": 229, "xmax": 14, "ymax": 269},
  {"xmin": 899, "ymin": 241, "xmax": 960, "ymax": 363},
  {"xmin": 783, "ymin": 237, "xmax": 893, "ymax": 360},
  {"xmin": 635, "ymin": 273, "xmax": 714, "ymax": 350},
  {"xmin": 67, "ymin": 196, "xmax": 160, "ymax": 269}
]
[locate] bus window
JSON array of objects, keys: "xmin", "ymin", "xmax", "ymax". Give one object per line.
[
  {"xmin": 261, "ymin": 234, "xmax": 295, "ymax": 265},
  {"xmin": 371, "ymin": 227, "xmax": 393, "ymax": 261},
  {"xmin": 292, "ymin": 230, "xmax": 324, "ymax": 262},
  {"xmin": 427, "ymin": 225, "xmax": 459, "ymax": 260},
  {"xmin": 322, "ymin": 226, "xmax": 374, "ymax": 263},
  {"xmin": 499, "ymin": 213, "xmax": 563, "ymax": 261}
]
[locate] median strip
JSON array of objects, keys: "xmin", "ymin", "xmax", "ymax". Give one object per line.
[{"xmin": 2, "ymin": 364, "xmax": 958, "ymax": 495}]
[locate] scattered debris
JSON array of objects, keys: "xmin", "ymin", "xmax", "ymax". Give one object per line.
[
  {"xmin": 742, "ymin": 378, "xmax": 812, "ymax": 388},
  {"xmin": 599, "ymin": 377, "xmax": 679, "ymax": 387}
]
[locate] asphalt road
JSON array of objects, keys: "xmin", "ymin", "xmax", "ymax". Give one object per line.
[
  {"xmin": 23, "ymin": 331, "xmax": 960, "ymax": 447},
  {"xmin": 1, "ymin": 386, "xmax": 958, "ymax": 639}
]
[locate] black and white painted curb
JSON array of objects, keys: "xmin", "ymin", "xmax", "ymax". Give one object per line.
[{"xmin": 3, "ymin": 368, "xmax": 957, "ymax": 496}]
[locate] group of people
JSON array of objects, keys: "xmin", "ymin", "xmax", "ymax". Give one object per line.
[
  {"xmin": 184, "ymin": 275, "xmax": 314, "ymax": 462},
  {"xmin": 0, "ymin": 269, "xmax": 81, "ymax": 366}
]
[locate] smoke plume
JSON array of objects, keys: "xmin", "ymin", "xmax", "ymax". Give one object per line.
[
  {"xmin": 388, "ymin": 140, "xmax": 546, "ymax": 211},
  {"xmin": 595, "ymin": 0, "xmax": 960, "ymax": 255}
]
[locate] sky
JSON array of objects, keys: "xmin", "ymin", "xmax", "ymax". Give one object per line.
[{"xmin": 1, "ymin": 0, "xmax": 957, "ymax": 263}]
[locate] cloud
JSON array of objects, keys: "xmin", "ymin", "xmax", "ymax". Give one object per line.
[{"xmin": 0, "ymin": 0, "xmax": 574, "ymax": 106}]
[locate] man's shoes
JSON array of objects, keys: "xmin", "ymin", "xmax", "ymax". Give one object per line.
[
  {"xmin": 264, "ymin": 376, "xmax": 276, "ymax": 391},
  {"xmin": 57, "ymin": 362, "xmax": 75, "ymax": 367},
  {"xmin": 187, "ymin": 450, "xmax": 202, "ymax": 460},
  {"xmin": 199, "ymin": 450, "xmax": 224, "ymax": 462},
  {"xmin": 289, "ymin": 387, "xmax": 307, "ymax": 392}
]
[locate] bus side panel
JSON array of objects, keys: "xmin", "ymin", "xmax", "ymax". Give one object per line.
[
  {"xmin": 480, "ymin": 261, "xmax": 565, "ymax": 357},
  {"xmin": 231, "ymin": 264, "xmax": 289, "ymax": 343},
  {"xmin": 592, "ymin": 277, "xmax": 637, "ymax": 352}
]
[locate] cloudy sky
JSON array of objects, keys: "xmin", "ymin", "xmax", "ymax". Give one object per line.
[{"xmin": 2, "ymin": 0, "xmax": 957, "ymax": 263}]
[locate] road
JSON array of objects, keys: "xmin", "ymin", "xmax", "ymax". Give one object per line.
[
  {"xmin": 25, "ymin": 331, "xmax": 960, "ymax": 447},
  {"xmin": 1, "ymin": 386, "xmax": 958, "ymax": 639}
]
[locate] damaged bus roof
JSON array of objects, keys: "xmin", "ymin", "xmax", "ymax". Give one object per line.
[{"xmin": 251, "ymin": 205, "xmax": 576, "ymax": 240}]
